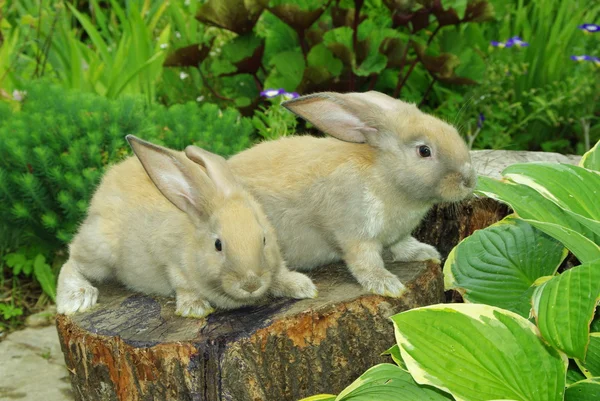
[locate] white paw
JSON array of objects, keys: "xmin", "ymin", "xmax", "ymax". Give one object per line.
[
  {"xmin": 56, "ymin": 285, "xmax": 99, "ymax": 315},
  {"xmin": 176, "ymin": 298, "xmax": 214, "ymax": 319},
  {"xmin": 272, "ymin": 271, "xmax": 318, "ymax": 299},
  {"xmin": 360, "ymin": 270, "xmax": 406, "ymax": 298},
  {"xmin": 392, "ymin": 241, "xmax": 441, "ymax": 263}
]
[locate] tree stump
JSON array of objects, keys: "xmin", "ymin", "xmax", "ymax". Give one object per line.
[
  {"xmin": 57, "ymin": 260, "xmax": 442, "ymax": 401},
  {"xmin": 56, "ymin": 149, "xmax": 581, "ymax": 401}
]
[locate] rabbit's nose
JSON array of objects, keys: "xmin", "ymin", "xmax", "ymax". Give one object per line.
[{"xmin": 242, "ymin": 277, "xmax": 261, "ymax": 294}]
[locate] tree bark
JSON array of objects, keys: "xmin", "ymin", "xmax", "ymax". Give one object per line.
[{"xmin": 57, "ymin": 260, "xmax": 443, "ymax": 401}]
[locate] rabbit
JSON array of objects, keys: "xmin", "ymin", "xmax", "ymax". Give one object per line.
[
  {"xmin": 56, "ymin": 135, "xmax": 317, "ymax": 318},
  {"xmin": 227, "ymin": 91, "xmax": 476, "ymax": 298}
]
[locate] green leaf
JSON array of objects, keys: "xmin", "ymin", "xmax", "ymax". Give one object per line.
[
  {"xmin": 454, "ymin": 48, "xmax": 486, "ymax": 82},
  {"xmin": 566, "ymin": 363, "xmax": 587, "ymax": 385},
  {"xmin": 307, "ymin": 44, "xmax": 343, "ymax": 77},
  {"xmin": 565, "ymin": 378, "xmax": 600, "ymax": 401},
  {"xmin": 577, "ymin": 333, "xmax": 600, "ymax": 377},
  {"xmin": 264, "ymin": 50, "xmax": 305, "ymax": 91},
  {"xmin": 335, "ymin": 364, "xmax": 451, "ymax": 401},
  {"xmin": 392, "ymin": 304, "xmax": 567, "ymax": 401},
  {"xmin": 33, "ymin": 254, "xmax": 56, "ymax": 301},
  {"xmin": 381, "ymin": 344, "xmax": 407, "ymax": 370},
  {"xmin": 580, "ymin": 140, "xmax": 600, "ymax": 171},
  {"xmin": 446, "ymin": 0, "xmax": 468, "ymax": 19},
  {"xmin": 444, "ymin": 216, "xmax": 566, "ymax": 317},
  {"xmin": 298, "ymin": 395, "xmax": 337, "ymax": 401},
  {"xmin": 532, "ymin": 261, "xmax": 600, "ymax": 360},
  {"xmin": 503, "ymin": 163, "xmax": 600, "ymax": 222},
  {"xmin": 476, "ymin": 176, "xmax": 600, "ymax": 262}
]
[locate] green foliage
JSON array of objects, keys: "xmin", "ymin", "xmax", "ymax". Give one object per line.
[
  {"xmin": 0, "ymin": 80, "xmax": 254, "ymax": 257},
  {"xmin": 252, "ymin": 98, "xmax": 298, "ymax": 140},
  {"xmin": 305, "ymin": 142, "xmax": 600, "ymax": 400}
]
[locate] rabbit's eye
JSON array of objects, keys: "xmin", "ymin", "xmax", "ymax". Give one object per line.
[
  {"xmin": 263, "ymin": 237, "xmax": 266, "ymax": 246},
  {"xmin": 215, "ymin": 239, "xmax": 222, "ymax": 252},
  {"xmin": 418, "ymin": 145, "xmax": 431, "ymax": 158}
]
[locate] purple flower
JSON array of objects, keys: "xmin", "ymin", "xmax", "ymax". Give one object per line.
[
  {"xmin": 260, "ymin": 88, "xmax": 300, "ymax": 100},
  {"xmin": 477, "ymin": 113, "xmax": 485, "ymax": 129},
  {"xmin": 506, "ymin": 36, "xmax": 529, "ymax": 47},
  {"xmin": 260, "ymin": 88, "xmax": 286, "ymax": 98},
  {"xmin": 491, "ymin": 36, "xmax": 529, "ymax": 48},
  {"xmin": 570, "ymin": 55, "xmax": 593, "ymax": 61},
  {"xmin": 578, "ymin": 24, "xmax": 600, "ymax": 33}
]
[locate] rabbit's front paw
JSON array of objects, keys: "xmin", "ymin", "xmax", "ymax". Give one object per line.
[
  {"xmin": 176, "ymin": 297, "xmax": 214, "ymax": 319},
  {"xmin": 57, "ymin": 285, "xmax": 99, "ymax": 315},
  {"xmin": 391, "ymin": 237, "xmax": 441, "ymax": 263},
  {"xmin": 272, "ymin": 271, "xmax": 318, "ymax": 299},
  {"xmin": 360, "ymin": 270, "xmax": 406, "ymax": 298}
]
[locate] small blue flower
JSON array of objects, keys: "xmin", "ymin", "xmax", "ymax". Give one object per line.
[
  {"xmin": 477, "ymin": 113, "xmax": 485, "ymax": 129},
  {"xmin": 491, "ymin": 37, "xmax": 529, "ymax": 48},
  {"xmin": 260, "ymin": 88, "xmax": 286, "ymax": 98},
  {"xmin": 260, "ymin": 89, "xmax": 300, "ymax": 100},
  {"xmin": 506, "ymin": 36, "xmax": 529, "ymax": 47},
  {"xmin": 570, "ymin": 55, "xmax": 592, "ymax": 61},
  {"xmin": 578, "ymin": 24, "xmax": 600, "ymax": 33}
]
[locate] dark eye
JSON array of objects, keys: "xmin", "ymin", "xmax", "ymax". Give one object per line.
[
  {"xmin": 418, "ymin": 145, "xmax": 431, "ymax": 158},
  {"xmin": 215, "ymin": 239, "xmax": 222, "ymax": 252},
  {"xmin": 263, "ymin": 237, "xmax": 266, "ymax": 245}
]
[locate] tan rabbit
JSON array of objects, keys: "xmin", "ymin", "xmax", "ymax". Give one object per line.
[
  {"xmin": 228, "ymin": 91, "xmax": 476, "ymax": 297},
  {"xmin": 56, "ymin": 136, "xmax": 317, "ymax": 318}
]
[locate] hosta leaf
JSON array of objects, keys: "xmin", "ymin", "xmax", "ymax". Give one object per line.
[
  {"xmin": 381, "ymin": 344, "xmax": 407, "ymax": 370},
  {"xmin": 298, "ymin": 395, "xmax": 336, "ymax": 401},
  {"xmin": 580, "ymin": 140, "xmax": 599, "ymax": 171},
  {"xmin": 566, "ymin": 363, "xmax": 587, "ymax": 385},
  {"xmin": 392, "ymin": 304, "xmax": 567, "ymax": 401},
  {"xmin": 335, "ymin": 364, "xmax": 451, "ymax": 401},
  {"xmin": 565, "ymin": 378, "xmax": 600, "ymax": 401},
  {"xmin": 444, "ymin": 216, "xmax": 566, "ymax": 317},
  {"xmin": 532, "ymin": 261, "xmax": 600, "ymax": 360},
  {"xmin": 477, "ymin": 176, "xmax": 600, "ymax": 262},
  {"xmin": 503, "ymin": 163, "xmax": 600, "ymax": 222},
  {"xmin": 577, "ymin": 333, "xmax": 600, "ymax": 377}
]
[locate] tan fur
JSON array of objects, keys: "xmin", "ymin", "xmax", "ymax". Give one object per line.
[
  {"xmin": 56, "ymin": 136, "xmax": 317, "ymax": 318},
  {"xmin": 229, "ymin": 91, "xmax": 476, "ymax": 297}
]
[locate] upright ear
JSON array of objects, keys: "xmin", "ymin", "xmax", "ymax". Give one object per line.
[
  {"xmin": 184, "ymin": 146, "xmax": 239, "ymax": 198},
  {"xmin": 126, "ymin": 135, "xmax": 214, "ymax": 222},
  {"xmin": 281, "ymin": 91, "xmax": 398, "ymax": 144}
]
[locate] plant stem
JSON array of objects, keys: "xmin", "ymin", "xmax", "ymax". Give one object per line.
[
  {"xmin": 349, "ymin": 0, "xmax": 363, "ymax": 91},
  {"xmin": 419, "ymin": 75, "xmax": 437, "ymax": 107},
  {"xmin": 198, "ymin": 68, "xmax": 234, "ymax": 102}
]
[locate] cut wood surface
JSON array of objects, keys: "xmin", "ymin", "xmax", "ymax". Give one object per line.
[{"xmin": 56, "ymin": 149, "xmax": 581, "ymax": 401}]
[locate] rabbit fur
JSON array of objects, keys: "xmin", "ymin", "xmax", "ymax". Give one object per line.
[
  {"xmin": 228, "ymin": 91, "xmax": 476, "ymax": 297},
  {"xmin": 56, "ymin": 136, "xmax": 317, "ymax": 318}
]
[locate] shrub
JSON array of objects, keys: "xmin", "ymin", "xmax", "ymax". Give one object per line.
[
  {"xmin": 302, "ymin": 140, "xmax": 600, "ymax": 400},
  {"xmin": 0, "ymin": 81, "xmax": 254, "ymax": 300}
]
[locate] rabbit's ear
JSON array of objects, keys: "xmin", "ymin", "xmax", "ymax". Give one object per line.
[
  {"xmin": 184, "ymin": 146, "xmax": 239, "ymax": 198},
  {"xmin": 282, "ymin": 91, "xmax": 397, "ymax": 144},
  {"xmin": 127, "ymin": 135, "xmax": 214, "ymax": 221}
]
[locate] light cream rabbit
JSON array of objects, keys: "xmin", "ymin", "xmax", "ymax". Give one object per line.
[
  {"xmin": 228, "ymin": 91, "xmax": 476, "ymax": 297},
  {"xmin": 56, "ymin": 135, "xmax": 316, "ymax": 318}
]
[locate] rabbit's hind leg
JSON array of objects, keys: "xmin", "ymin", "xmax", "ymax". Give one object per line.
[{"xmin": 56, "ymin": 218, "xmax": 115, "ymax": 315}]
